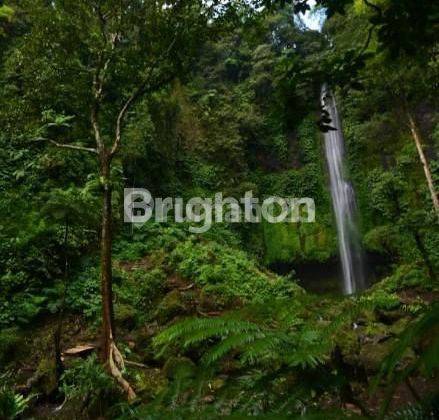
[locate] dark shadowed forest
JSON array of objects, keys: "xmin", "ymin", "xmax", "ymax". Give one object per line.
[{"xmin": 0, "ymin": 0, "xmax": 438, "ymax": 418}]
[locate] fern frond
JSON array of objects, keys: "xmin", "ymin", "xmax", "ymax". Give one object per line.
[
  {"xmin": 154, "ymin": 316, "xmax": 262, "ymax": 360},
  {"xmin": 155, "ymin": 316, "xmax": 259, "ymax": 346},
  {"xmin": 201, "ymin": 331, "xmax": 263, "ymax": 365},
  {"xmin": 239, "ymin": 332, "xmax": 289, "ymax": 366},
  {"xmin": 385, "ymin": 403, "xmax": 425, "ymax": 420}
]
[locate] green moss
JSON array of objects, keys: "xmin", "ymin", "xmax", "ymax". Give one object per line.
[
  {"xmin": 262, "ymin": 220, "xmax": 336, "ymax": 265},
  {"xmin": 163, "ymin": 356, "xmax": 197, "ymax": 380},
  {"xmin": 155, "ymin": 290, "xmax": 188, "ymax": 322},
  {"xmin": 34, "ymin": 357, "xmax": 58, "ymax": 396},
  {"xmin": 358, "ymin": 340, "xmax": 395, "ymax": 373},
  {"xmin": 169, "ymin": 238, "xmax": 302, "ymax": 303},
  {"xmin": 114, "ymin": 303, "xmax": 137, "ymax": 328},
  {"xmin": 131, "ymin": 368, "xmax": 167, "ymax": 399}
]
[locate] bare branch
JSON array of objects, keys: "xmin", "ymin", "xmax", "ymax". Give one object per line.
[
  {"xmin": 90, "ymin": 103, "xmax": 103, "ymax": 152},
  {"xmin": 35, "ymin": 137, "xmax": 97, "ymax": 154},
  {"xmin": 91, "ymin": 5, "xmax": 120, "ymax": 153},
  {"xmin": 110, "ymin": 34, "xmax": 179, "ymax": 157},
  {"xmin": 125, "ymin": 360, "xmax": 149, "ymax": 369}
]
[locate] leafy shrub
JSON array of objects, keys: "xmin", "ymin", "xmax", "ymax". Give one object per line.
[
  {"xmin": 168, "ymin": 238, "xmax": 301, "ymax": 303},
  {"xmin": 66, "ymin": 265, "xmax": 101, "ymax": 320},
  {"xmin": 386, "ymin": 264, "xmax": 431, "ymax": 290},
  {"xmin": 263, "ymin": 220, "xmax": 336, "ymax": 265},
  {"xmin": 152, "ymin": 300, "xmax": 335, "ymax": 416},
  {"xmin": 0, "ymin": 374, "xmax": 31, "ymax": 420},
  {"xmin": 359, "ymin": 287, "xmax": 400, "ymax": 311},
  {"xmin": 155, "ymin": 311, "xmax": 329, "ymax": 369},
  {"xmin": 61, "ymin": 354, "xmax": 121, "ymax": 415},
  {"xmin": 115, "ymin": 222, "xmax": 188, "ymax": 260},
  {"xmin": 376, "ymin": 303, "xmax": 439, "ymax": 417},
  {"xmin": 0, "ymin": 293, "xmax": 47, "ymax": 327}
]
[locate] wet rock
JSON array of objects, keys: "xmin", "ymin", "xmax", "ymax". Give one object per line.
[
  {"xmin": 114, "ymin": 303, "xmax": 137, "ymax": 329},
  {"xmin": 30, "ymin": 357, "xmax": 58, "ymax": 397},
  {"xmin": 163, "ymin": 356, "xmax": 196, "ymax": 380},
  {"xmin": 376, "ymin": 309, "xmax": 405, "ymax": 325},
  {"xmin": 155, "ymin": 290, "xmax": 188, "ymax": 322},
  {"xmin": 358, "ymin": 340, "xmax": 394, "ymax": 373}
]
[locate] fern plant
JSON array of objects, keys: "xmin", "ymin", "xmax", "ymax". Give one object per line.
[
  {"xmin": 152, "ymin": 300, "xmax": 335, "ymax": 416},
  {"xmin": 0, "ymin": 374, "xmax": 31, "ymax": 420},
  {"xmin": 385, "ymin": 405, "xmax": 425, "ymax": 420},
  {"xmin": 154, "ymin": 304, "xmax": 331, "ymax": 371}
]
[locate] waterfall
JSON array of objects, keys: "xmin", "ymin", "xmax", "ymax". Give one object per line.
[{"xmin": 321, "ymin": 85, "xmax": 366, "ymax": 294}]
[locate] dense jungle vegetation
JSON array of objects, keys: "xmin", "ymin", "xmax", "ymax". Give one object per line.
[{"xmin": 0, "ymin": 0, "xmax": 438, "ymax": 418}]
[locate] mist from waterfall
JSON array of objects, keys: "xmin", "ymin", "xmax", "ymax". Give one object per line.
[{"xmin": 321, "ymin": 85, "xmax": 366, "ymax": 294}]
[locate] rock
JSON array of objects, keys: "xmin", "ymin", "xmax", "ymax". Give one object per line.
[
  {"xmin": 31, "ymin": 357, "xmax": 58, "ymax": 396},
  {"xmin": 376, "ymin": 309, "xmax": 404, "ymax": 325},
  {"xmin": 114, "ymin": 303, "xmax": 137, "ymax": 329},
  {"xmin": 155, "ymin": 290, "xmax": 188, "ymax": 322},
  {"xmin": 132, "ymin": 367, "xmax": 166, "ymax": 399},
  {"xmin": 163, "ymin": 356, "xmax": 196, "ymax": 380},
  {"xmin": 358, "ymin": 340, "xmax": 394, "ymax": 373}
]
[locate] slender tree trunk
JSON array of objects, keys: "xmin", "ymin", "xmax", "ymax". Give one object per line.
[
  {"xmin": 100, "ymin": 153, "xmax": 114, "ymax": 363},
  {"xmin": 406, "ymin": 111, "xmax": 439, "ymax": 215},
  {"xmin": 99, "ymin": 151, "xmax": 136, "ymax": 400},
  {"xmin": 54, "ymin": 218, "xmax": 69, "ymax": 385}
]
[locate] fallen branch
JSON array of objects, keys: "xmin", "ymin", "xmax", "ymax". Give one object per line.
[
  {"xmin": 125, "ymin": 360, "xmax": 149, "ymax": 369},
  {"xmin": 197, "ymin": 309, "xmax": 222, "ymax": 317}
]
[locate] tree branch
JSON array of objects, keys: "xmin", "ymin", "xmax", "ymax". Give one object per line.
[
  {"xmin": 90, "ymin": 103, "xmax": 103, "ymax": 152},
  {"xmin": 35, "ymin": 138, "xmax": 97, "ymax": 154},
  {"xmin": 110, "ymin": 34, "xmax": 179, "ymax": 157},
  {"xmin": 91, "ymin": 5, "xmax": 120, "ymax": 153}
]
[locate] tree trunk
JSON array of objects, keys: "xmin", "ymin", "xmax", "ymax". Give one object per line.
[
  {"xmin": 99, "ymin": 152, "xmax": 136, "ymax": 401},
  {"xmin": 100, "ymin": 154, "xmax": 114, "ymax": 364},
  {"xmin": 407, "ymin": 111, "xmax": 439, "ymax": 216},
  {"xmin": 54, "ymin": 218, "xmax": 69, "ymax": 386}
]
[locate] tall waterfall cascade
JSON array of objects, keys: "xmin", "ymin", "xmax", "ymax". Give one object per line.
[{"xmin": 321, "ymin": 85, "xmax": 366, "ymax": 294}]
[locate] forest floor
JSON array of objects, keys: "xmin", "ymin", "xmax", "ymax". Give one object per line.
[{"xmin": 11, "ymin": 259, "xmax": 437, "ymax": 419}]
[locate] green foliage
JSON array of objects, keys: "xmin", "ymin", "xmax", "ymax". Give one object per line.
[
  {"xmin": 376, "ymin": 303, "xmax": 439, "ymax": 417},
  {"xmin": 0, "ymin": 374, "xmax": 31, "ymax": 420},
  {"xmin": 151, "ymin": 299, "xmax": 343, "ymax": 415},
  {"xmin": 0, "ymin": 388, "xmax": 30, "ymax": 420},
  {"xmin": 61, "ymin": 354, "xmax": 121, "ymax": 413},
  {"xmin": 0, "ymin": 0, "xmax": 439, "ymax": 417},
  {"xmin": 384, "ymin": 264, "xmax": 432, "ymax": 291},
  {"xmin": 385, "ymin": 398, "xmax": 439, "ymax": 420},
  {"xmin": 0, "ymin": 292, "xmax": 47, "ymax": 327},
  {"xmin": 0, "ymin": 329, "xmax": 21, "ymax": 365},
  {"xmin": 169, "ymin": 238, "xmax": 301, "ymax": 303},
  {"xmin": 263, "ymin": 220, "xmax": 336, "ymax": 264},
  {"xmin": 359, "ymin": 287, "xmax": 400, "ymax": 311},
  {"xmin": 155, "ymin": 298, "xmax": 333, "ymax": 369},
  {"xmin": 114, "ymin": 267, "xmax": 167, "ymax": 325},
  {"xmin": 66, "ymin": 264, "xmax": 101, "ymax": 320}
]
